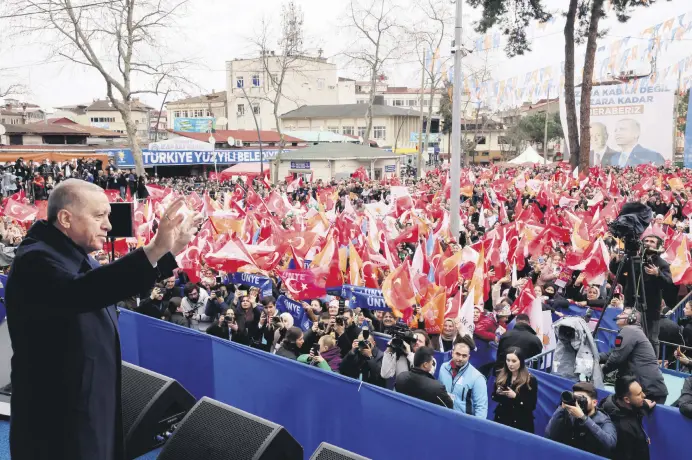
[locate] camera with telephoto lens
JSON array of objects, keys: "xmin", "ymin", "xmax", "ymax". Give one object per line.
[
  {"xmin": 561, "ymin": 391, "xmax": 589, "ymax": 414},
  {"xmin": 389, "ymin": 323, "xmax": 416, "ymax": 356},
  {"xmin": 608, "ymin": 202, "xmax": 653, "ymax": 255},
  {"xmin": 224, "ymin": 315, "xmax": 235, "ymax": 323}
]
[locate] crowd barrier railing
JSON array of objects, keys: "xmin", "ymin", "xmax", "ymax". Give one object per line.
[
  {"xmin": 667, "ymin": 291, "xmax": 692, "ymax": 324},
  {"xmin": 119, "ymin": 310, "xmax": 604, "ymax": 460},
  {"xmin": 118, "ymin": 309, "xmax": 690, "ymax": 460}
]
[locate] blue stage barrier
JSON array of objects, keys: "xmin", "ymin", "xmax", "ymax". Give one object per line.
[
  {"xmin": 0, "ymin": 274, "xmax": 6, "ymax": 325},
  {"xmin": 119, "ymin": 310, "xmax": 688, "ymax": 460}
]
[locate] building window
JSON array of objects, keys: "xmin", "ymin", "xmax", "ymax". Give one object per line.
[
  {"xmin": 237, "ymin": 104, "xmax": 245, "ymax": 116},
  {"xmin": 236, "ymin": 76, "xmax": 244, "ymax": 88},
  {"xmin": 475, "ymin": 135, "xmax": 486, "ymax": 145},
  {"xmin": 356, "ymin": 100, "xmax": 367, "ymax": 104},
  {"xmin": 193, "ymin": 109, "xmax": 204, "ymax": 117},
  {"xmin": 174, "ymin": 111, "xmax": 180, "ymax": 118},
  {"xmin": 317, "ymin": 78, "xmax": 325, "ymax": 90},
  {"xmin": 408, "ymin": 100, "xmax": 417, "ymax": 106},
  {"xmin": 373, "ymin": 126, "xmax": 386, "ymax": 139},
  {"xmin": 357, "ymin": 126, "xmax": 366, "ymax": 138},
  {"xmin": 342, "ymin": 126, "xmax": 354, "ymax": 136},
  {"xmin": 327, "ymin": 126, "xmax": 339, "ymax": 134},
  {"xmin": 481, "ymin": 151, "xmax": 489, "ymax": 156},
  {"xmin": 206, "ymin": 110, "xmax": 212, "ymax": 117},
  {"xmin": 253, "ymin": 104, "xmax": 260, "ymax": 115},
  {"xmin": 393, "ymin": 99, "xmax": 404, "ymax": 106},
  {"xmin": 182, "ymin": 110, "xmax": 189, "ymax": 117},
  {"xmin": 252, "ymin": 75, "xmax": 260, "ymax": 87}
]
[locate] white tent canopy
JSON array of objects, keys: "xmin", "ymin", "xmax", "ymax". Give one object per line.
[{"xmin": 509, "ymin": 145, "xmax": 551, "ymax": 164}]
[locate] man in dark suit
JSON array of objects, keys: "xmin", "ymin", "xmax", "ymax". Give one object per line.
[
  {"xmin": 395, "ymin": 347, "xmax": 453, "ymax": 408},
  {"xmin": 589, "ymin": 122, "xmax": 618, "ymax": 167},
  {"xmin": 610, "ymin": 119, "xmax": 665, "ymax": 167},
  {"xmin": 6, "ymin": 179, "xmax": 200, "ymax": 460},
  {"xmin": 495, "ymin": 313, "xmax": 543, "ymax": 371}
]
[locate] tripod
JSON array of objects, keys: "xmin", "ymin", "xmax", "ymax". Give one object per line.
[{"xmin": 592, "ymin": 244, "xmax": 649, "ymax": 338}]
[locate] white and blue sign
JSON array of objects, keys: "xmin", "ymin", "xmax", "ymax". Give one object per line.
[
  {"xmin": 409, "ymin": 132, "xmax": 440, "ymax": 143},
  {"xmin": 348, "ymin": 285, "xmax": 390, "ymax": 312},
  {"xmin": 384, "ymin": 165, "xmax": 396, "ymax": 172},
  {"xmin": 173, "ymin": 117, "xmax": 215, "ymax": 133},
  {"xmin": 276, "ymin": 295, "xmax": 311, "ymax": 331},
  {"xmin": 101, "ymin": 149, "xmax": 283, "ymax": 168},
  {"xmin": 226, "ymin": 272, "xmax": 273, "ymax": 298},
  {"xmin": 290, "ymin": 161, "xmax": 311, "ymax": 170}
]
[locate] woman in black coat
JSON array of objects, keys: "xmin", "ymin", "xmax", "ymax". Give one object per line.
[
  {"xmin": 275, "ymin": 327, "xmax": 304, "ymax": 360},
  {"xmin": 492, "ymin": 347, "xmax": 538, "ymax": 433},
  {"xmin": 234, "ymin": 296, "xmax": 262, "ymax": 346}
]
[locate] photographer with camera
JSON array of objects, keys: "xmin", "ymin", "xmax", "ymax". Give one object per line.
[
  {"xmin": 204, "ymin": 288, "xmax": 229, "ymax": 320},
  {"xmin": 234, "ymin": 295, "xmax": 263, "ymax": 346},
  {"xmin": 205, "ymin": 308, "xmax": 241, "ymax": 342},
  {"xmin": 545, "ymin": 382, "xmax": 617, "ymax": 457},
  {"xmin": 298, "ymin": 335, "xmax": 342, "ymax": 372},
  {"xmin": 339, "ymin": 329, "xmax": 386, "ymax": 387},
  {"xmin": 599, "ymin": 308, "xmax": 668, "ymax": 404},
  {"xmin": 173, "ymin": 282, "xmax": 210, "ymax": 327},
  {"xmin": 138, "ymin": 284, "xmax": 170, "ymax": 320},
  {"xmin": 381, "ymin": 327, "xmax": 434, "ymax": 380},
  {"xmin": 610, "ymin": 234, "xmax": 672, "ymax": 356}
]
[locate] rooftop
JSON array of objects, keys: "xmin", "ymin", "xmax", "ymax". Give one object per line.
[
  {"xmin": 170, "ymin": 129, "xmax": 305, "ymax": 144},
  {"xmin": 281, "ymin": 103, "xmax": 424, "ymax": 119},
  {"xmin": 167, "ymin": 91, "xmax": 227, "ymax": 105},
  {"xmin": 86, "ymin": 99, "xmax": 154, "ymax": 112},
  {"xmin": 5, "ymin": 120, "xmax": 125, "ymax": 138}
]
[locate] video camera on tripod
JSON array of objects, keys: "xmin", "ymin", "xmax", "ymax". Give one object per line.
[{"xmin": 593, "ymin": 202, "xmax": 653, "ymax": 336}]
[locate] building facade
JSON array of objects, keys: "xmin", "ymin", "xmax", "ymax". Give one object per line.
[
  {"xmin": 166, "ymin": 91, "xmax": 227, "ymax": 132},
  {"xmin": 0, "ymin": 99, "xmax": 45, "ymax": 125},
  {"xmin": 56, "ymin": 99, "xmax": 153, "ymax": 141},
  {"xmin": 225, "ymin": 54, "xmax": 339, "ymax": 131},
  {"xmin": 280, "ymin": 101, "xmax": 424, "ymax": 149}
]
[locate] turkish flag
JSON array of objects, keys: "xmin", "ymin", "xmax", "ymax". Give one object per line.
[
  {"xmin": 279, "ymin": 268, "xmax": 327, "ymax": 300},
  {"xmin": 511, "ymin": 279, "xmax": 536, "ymax": 315},
  {"xmin": 34, "ymin": 200, "xmax": 48, "ymax": 221},
  {"xmin": 104, "ymin": 189, "xmax": 121, "ymax": 202},
  {"xmin": 205, "ymin": 237, "xmax": 257, "ymax": 272},
  {"xmin": 381, "ymin": 261, "xmax": 417, "ymax": 319},
  {"xmin": 3, "ymin": 198, "xmax": 38, "ymax": 222}
]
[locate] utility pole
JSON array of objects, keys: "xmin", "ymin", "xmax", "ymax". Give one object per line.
[
  {"xmin": 417, "ymin": 49, "xmax": 426, "ymax": 178},
  {"xmin": 450, "ymin": 0, "xmax": 463, "ymax": 237},
  {"xmin": 543, "ymin": 87, "xmax": 550, "ymax": 165}
]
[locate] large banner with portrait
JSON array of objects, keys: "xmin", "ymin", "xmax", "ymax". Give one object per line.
[{"xmin": 559, "ymin": 83, "xmax": 675, "ymax": 167}]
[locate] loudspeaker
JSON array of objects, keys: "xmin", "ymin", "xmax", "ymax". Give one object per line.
[
  {"xmin": 157, "ymin": 397, "xmax": 303, "ymax": 460},
  {"xmin": 310, "ymin": 443, "xmax": 370, "ymax": 460},
  {"xmin": 108, "ymin": 202, "xmax": 134, "ymax": 238},
  {"xmin": 121, "ymin": 362, "xmax": 196, "ymax": 459}
]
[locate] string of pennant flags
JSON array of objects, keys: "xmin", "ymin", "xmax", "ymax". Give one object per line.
[{"xmin": 448, "ymin": 8, "xmax": 692, "ymax": 110}]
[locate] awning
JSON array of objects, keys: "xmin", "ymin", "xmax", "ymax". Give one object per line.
[{"xmin": 219, "ymin": 162, "xmax": 270, "ymax": 181}]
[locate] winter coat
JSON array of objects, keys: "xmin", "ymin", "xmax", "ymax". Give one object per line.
[
  {"xmin": 438, "ymin": 361, "xmax": 488, "ymax": 418},
  {"xmin": 672, "ymin": 376, "xmax": 692, "ymax": 419},
  {"xmin": 599, "ymin": 395, "xmax": 652, "ymax": 460},
  {"xmin": 275, "ymin": 342, "xmax": 300, "ymax": 360},
  {"xmin": 395, "ymin": 368, "xmax": 453, "ymax": 408},
  {"xmin": 599, "ymin": 325, "xmax": 668, "ymax": 402},
  {"xmin": 496, "ymin": 322, "xmax": 543, "ymax": 368},
  {"xmin": 339, "ymin": 346, "xmax": 386, "ymax": 388},
  {"xmin": 320, "ymin": 346, "xmax": 343, "ymax": 371},
  {"xmin": 474, "ymin": 312, "xmax": 499, "ymax": 342},
  {"xmin": 553, "ymin": 316, "xmax": 605, "ymax": 388},
  {"xmin": 491, "ymin": 373, "xmax": 538, "ymax": 433},
  {"xmin": 545, "ymin": 407, "xmax": 617, "ymax": 457}
]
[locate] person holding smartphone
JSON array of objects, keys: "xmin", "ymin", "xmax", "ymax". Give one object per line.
[
  {"xmin": 297, "ymin": 336, "xmax": 341, "ymax": 372},
  {"xmin": 205, "ymin": 308, "xmax": 239, "ymax": 342}
]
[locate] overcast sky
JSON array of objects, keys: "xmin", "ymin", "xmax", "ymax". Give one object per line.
[{"xmin": 1, "ymin": 0, "xmax": 690, "ymax": 110}]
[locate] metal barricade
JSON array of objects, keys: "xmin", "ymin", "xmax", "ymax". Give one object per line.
[{"xmin": 525, "ymin": 349, "xmax": 555, "ymax": 372}]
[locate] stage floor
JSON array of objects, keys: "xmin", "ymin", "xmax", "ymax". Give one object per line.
[{"xmin": 0, "ymin": 420, "xmax": 161, "ymax": 459}]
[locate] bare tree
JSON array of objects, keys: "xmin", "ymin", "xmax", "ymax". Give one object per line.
[
  {"xmin": 0, "ymin": 82, "xmax": 24, "ymax": 99},
  {"xmin": 5, "ymin": 0, "xmax": 194, "ymax": 175},
  {"xmin": 343, "ymin": 0, "xmax": 401, "ymax": 143},
  {"xmin": 248, "ymin": 1, "xmax": 307, "ymax": 182},
  {"xmin": 408, "ymin": 0, "xmax": 452, "ymax": 177}
]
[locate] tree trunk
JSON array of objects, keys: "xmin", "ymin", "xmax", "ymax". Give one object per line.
[
  {"xmin": 364, "ymin": 64, "xmax": 378, "ymax": 144},
  {"xmin": 564, "ymin": 0, "xmax": 580, "ymax": 168},
  {"xmin": 121, "ymin": 108, "xmax": 144, "ymax": 176},
  {"xmin": 579, "ymin": 0, "xmax": 605, "ymax": 172}
]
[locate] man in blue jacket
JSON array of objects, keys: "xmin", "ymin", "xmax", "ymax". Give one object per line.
[
  {"xmin": 438, "ymin": 335, "xmax": 488, "ymax": 418},
  {"xmin": 545, "ymin": 381, "xmax": 617, "ymax": 457}
]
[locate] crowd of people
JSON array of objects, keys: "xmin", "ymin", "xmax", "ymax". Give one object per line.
[{"xmin": 3, "ymin": 156, "xmax": 692, "ymax": 459}]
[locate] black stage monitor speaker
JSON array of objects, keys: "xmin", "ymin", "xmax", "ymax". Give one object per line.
[
  {"xmin": 157, "ymin": 396, "xmax": 303, "ymax": 460},
  {"xmin": 310, "ymin": 442, "xmax": 371, "ymax": 460},
  {"xmin": 108, "ymin": 201, "xmax": 134, "ymax": 238},
  {"xmin": 121, "ymin": 362, "xmax": 196, "ymax": 460}
]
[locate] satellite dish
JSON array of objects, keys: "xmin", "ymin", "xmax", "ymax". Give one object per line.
[
  {"xmin": 208, "ymin": 135, "xmax": 216, "ymax": 145},
  {"xmin": 0, "ymin": 124, "xmax": 5, "ymax": 136},
  {"xmin": 227, "ymin": 136, "xmax": 235, "ymax": 145},
  {"xmin": 216, "ymin": 117, "xmax": 228, "ymax": 127}
]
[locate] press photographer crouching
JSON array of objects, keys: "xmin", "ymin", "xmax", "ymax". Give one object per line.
[
  {"xmin": 545, "ymin": 382, "xmax": 617, "ymax": 457},
  {"xmin": 339, "ymin": 328, "xmax": 385, "ymax": 387}
]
